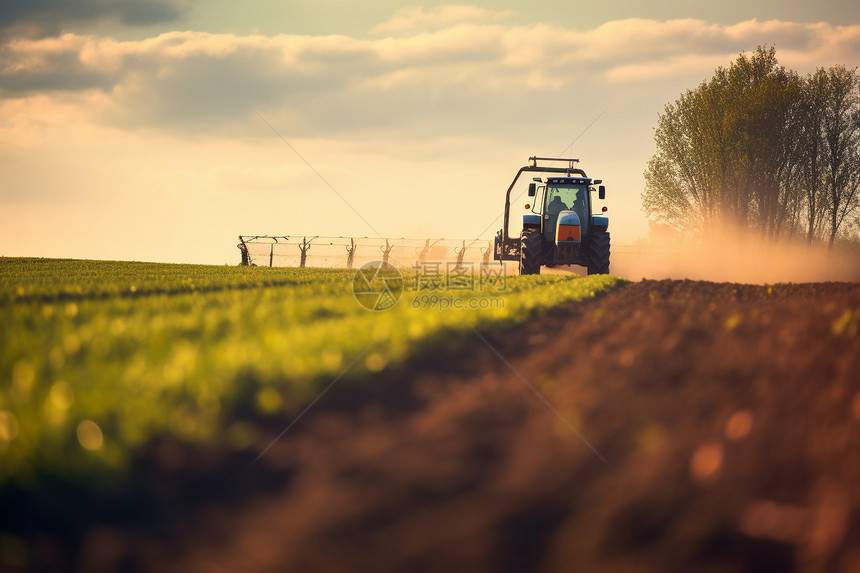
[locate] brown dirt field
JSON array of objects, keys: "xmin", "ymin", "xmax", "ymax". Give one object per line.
[{"xmin": 8, "ymin": 280, "xmax": 860, "ymax": 572}]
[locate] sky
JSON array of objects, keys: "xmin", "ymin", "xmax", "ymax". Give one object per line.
[{"xmin": 1, "ymin": 0, "xmax": 860, "ymax": 264}]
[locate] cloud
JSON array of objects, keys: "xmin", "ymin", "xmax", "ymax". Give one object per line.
[
  {"xmin": 1, "ymin": 17, "xmax": 859, "ymax": 143},
  {"xmin": 605, "ymin": 53, "xmax": 732, "ymax": 83},
  {"xmin": 371, "ymin": 5, "xmax": 513, "ymax": 36},
  {"xmin": 0, "ymin": 0, "xmax": 186, "ymax": 39}
]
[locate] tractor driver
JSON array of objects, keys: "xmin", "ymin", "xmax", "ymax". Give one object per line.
[
  {"xmin": 571, "ymin": 191, "xmax": 585, "ymax": 214},
  {"xmin": 547, "ymin": 193, "xmax": 569, "ymax": 215}
]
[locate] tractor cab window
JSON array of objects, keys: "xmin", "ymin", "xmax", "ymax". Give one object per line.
[
  {"xmin": 531, "ymin": 185, "xmax": 545, "ymax": 214},
  {"xmin": 543, "ymin": 184, "xmax": 589, "ymax": 238},
  {"xmin": 545, "ymin": 186, "xmax": 585, "ymax": 214}
]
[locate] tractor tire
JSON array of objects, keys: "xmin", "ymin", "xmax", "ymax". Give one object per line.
[
  {"xmin": 519, "ymin": 228, "xmax": 542, "ymax": 275},
  {"xmin": 586, "ymin": 231, "xmax": 611, "ymax": 275}
]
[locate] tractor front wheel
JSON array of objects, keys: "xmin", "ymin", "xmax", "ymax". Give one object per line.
[
  {"xmin": 586, "ymin": 231, "xmax": 611, "ymax": 275},
  {"xmin": 519, "ymin": 228, "xmax": 542, "ymax": 275}
]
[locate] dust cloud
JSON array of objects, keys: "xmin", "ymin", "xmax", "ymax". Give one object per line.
[{"xmin": 611, "ymin": 229, "xmax": 860, "ymax": 284}]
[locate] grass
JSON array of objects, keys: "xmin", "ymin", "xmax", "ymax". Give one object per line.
[{"xmin": 0, "ymin": 257, "xmax": 626, "ymax": 487}]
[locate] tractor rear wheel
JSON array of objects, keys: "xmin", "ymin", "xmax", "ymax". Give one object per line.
[
  {"xmin": 586, "ymin": 231, "xmax": 611, "ymax": 275},
  {"xmin": 519, "ymin": 228, "xmax": 542, "ymax": 275}
]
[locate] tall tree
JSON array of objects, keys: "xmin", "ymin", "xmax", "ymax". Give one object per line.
[
  {"xmin": 821, "ymin": 65, "xmax": 860, "ymax": 246},
  {"xmin": 643, "ymin": 49, "xmax": 860, "ymax": 245},
  {"xmin": 798, "ymin": 69, "xmax": 830, "ymax": 243},
  {"xmin": 642, "ymin": 87, "xmax": 716, "ymax": 232},
  {"xmin": 642, "ymin": 47, "xmax": 802, "ymax": 236},
  {"xmin": 719, "ymin": 47, "xmax": 801, "ymax": 236}
]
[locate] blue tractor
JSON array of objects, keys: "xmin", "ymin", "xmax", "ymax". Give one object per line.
[{"xmin": 494, "ymin": 156, "xmax": 610, "ymax": 275}]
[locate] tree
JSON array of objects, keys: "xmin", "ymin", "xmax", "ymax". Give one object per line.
[
  {"xmin": 642, "ymin": 48, "xmax": 860, "ymax": 245},
  {"xmin": 820, "ymin": 65, "xmax": 860, "ymax": 246},
  {"xmin": 717, "ymin": 48, "xmax": 802, "ymax": 237},
  {"xmin": 642, "ymin": 90, "xmax": 713, "ymax": 232},
  {"xmin": 797, "ymin": 69, "xmax": 830, "ymax": 243},
  {"xmin": 643, "ymin": 47, "xmax": 803, "ymax": 237}
]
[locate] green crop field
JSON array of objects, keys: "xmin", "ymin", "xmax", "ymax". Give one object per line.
[{"xmin": 0, "ymin": 257, "xmax": 625, "ymax": 488}]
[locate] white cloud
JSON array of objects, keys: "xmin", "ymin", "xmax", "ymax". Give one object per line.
[
  {"xmin": 371, "ymin": 5, "xmax": 514, "ymax": 36},
  {"xmin": 605, "ymin": 54, "xmax": 737, "ymax": 83},
  {"xmin": 2, "ymin": 17, "xmax": 856, "ymax": 146}
]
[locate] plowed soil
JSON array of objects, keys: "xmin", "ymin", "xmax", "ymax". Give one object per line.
[{"xmin": 10, "ymin": 280, "xmax": 860, "ymax": 572}]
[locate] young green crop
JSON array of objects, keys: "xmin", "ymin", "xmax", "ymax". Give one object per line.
[
  {"xmin": 0, "ymin": 257, "xmax": 340, "ymax": 303},
  {"xmin": 0, "ymin": 258, "xmax": 626, "ymax": 487}
]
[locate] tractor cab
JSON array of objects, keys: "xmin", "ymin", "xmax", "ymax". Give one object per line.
[{"xmin": 537, "ymin": 178, "xmax": 592, "ymax": 243}]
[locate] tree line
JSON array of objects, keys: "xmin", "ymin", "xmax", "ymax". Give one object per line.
[{"xmin": 642, "ymin": 46, "xmax": 860, "ymax": 246}]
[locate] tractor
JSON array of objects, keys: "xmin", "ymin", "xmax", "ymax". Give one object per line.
[{"xmin": 493, "ymin": 156, "xmax": 610, "ymax": 275}]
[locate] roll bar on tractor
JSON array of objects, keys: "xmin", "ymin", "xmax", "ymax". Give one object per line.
[{"xmin": 500, "ymin": 157, "xmax": 588, "ymax": 243}]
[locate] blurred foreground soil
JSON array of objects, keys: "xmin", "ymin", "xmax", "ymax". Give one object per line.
[{"xmin": 6, "ymin": 280, "xmax": 860, "ymax": 572}]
